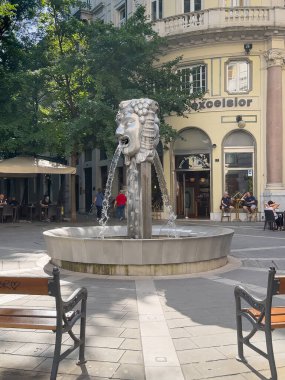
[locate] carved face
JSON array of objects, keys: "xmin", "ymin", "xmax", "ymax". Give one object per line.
[{"xmin": 116, "ymin": 110, "xmax": 142, "ymax": 158}]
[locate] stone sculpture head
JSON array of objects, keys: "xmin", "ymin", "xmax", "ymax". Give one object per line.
[{"xmin": 116, "ymin": 98, "xmax": 160, "ymax": 165}]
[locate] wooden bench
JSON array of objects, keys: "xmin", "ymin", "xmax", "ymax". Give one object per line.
[
  {"xmin": 234, "ymin": 267, "xmax": 285, "ymax": 380},
  {"xmin": 0, "ymin": 267, "xmax": 88, "ymax": 380}
]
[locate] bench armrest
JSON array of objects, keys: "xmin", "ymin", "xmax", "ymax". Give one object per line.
[
  {"xmin": 234, "ymin": 285, "xmax": 265, "ymax": 312},
  {"xmin": 63, "ymin": 287, "xmax": 87, "ymax": 313}
]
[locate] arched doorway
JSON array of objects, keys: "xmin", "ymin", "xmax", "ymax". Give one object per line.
[{"xmin": 174, "ymin": 128, "xmax": 212, "ymax": 219}]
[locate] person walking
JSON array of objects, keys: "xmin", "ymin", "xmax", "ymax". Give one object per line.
[
  {"xmin": 114, "ymin": 190, "xmax": 127, "ymax": 221},
  {"xmin": 94, "ymin": 188, "xmax": 104, "ymax": 220}
]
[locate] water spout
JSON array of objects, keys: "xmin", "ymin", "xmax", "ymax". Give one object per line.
[{"xmin": 99, "ymin": 144, "xmax": 122, "ymax": 237}]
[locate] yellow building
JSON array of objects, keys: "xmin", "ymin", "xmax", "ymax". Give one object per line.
[{"xmin": 76, "ymin": 0, "xmax": 285, "ymax": 220}]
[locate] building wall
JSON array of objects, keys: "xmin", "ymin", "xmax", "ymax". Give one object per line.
[{"xmin": 75, "ymin": 0, "xmax": 285, "ymax": 219}]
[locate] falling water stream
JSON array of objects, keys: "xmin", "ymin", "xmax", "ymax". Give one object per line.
[
  {"xmin": 99, "ymin": 144, "xmax": 123, "ymax": 237},
  {"xmin": 98, "ymin": 145, "xmax": 177, "ymax": 239},
  {"xmin": 153, "ymin": 150, "xmax": 177, "ymax": 237}
]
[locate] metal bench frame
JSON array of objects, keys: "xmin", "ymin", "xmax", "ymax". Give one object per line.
[
  {"xmin": 235, "ymin": 267, "xmax": 285, "ymax": 380},
  {"xmin": 0, "ymin": 267, "xmax": 88, "ymax": 380}
]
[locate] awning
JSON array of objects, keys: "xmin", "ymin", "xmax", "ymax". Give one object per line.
[{"xmin": 0, "ymin": 156, "xmax": 76, "ymax": 176}]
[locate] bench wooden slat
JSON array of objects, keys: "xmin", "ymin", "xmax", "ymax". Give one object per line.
[
  {"xmin": 276, "ymin": 276, "xmax": 285, "ymax": 294},
  {"xmin": 0, "ymin": 315, "xmax": 57, "ymax": 330},
  {"xmin": 0, "ymin": 308, "xmax": 57, "ymax": 318},
  {"xmin": 247, "ymin": 307, "xmax": 285, "ymax": 328},
  {"xmin": 0, "ymin": 267, "xmax": 87, "ymax": 380},
  {"xmin": 235, "ymin": 268, "xmax": 285, "ymax": 380},
  {"xmin": 0, "ymin": 277, "xmax": 50, "ymax": 295}
]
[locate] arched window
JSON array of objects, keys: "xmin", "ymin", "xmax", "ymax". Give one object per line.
[
  {"xmin": 174, "ymin": 128, "xmax": 211, "ymax": 154},
  {"xmin": 223, "ymin": 130, "xmax": 255, "ymax": 196}
]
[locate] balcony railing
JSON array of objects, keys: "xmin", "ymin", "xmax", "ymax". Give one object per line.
[{"xmin": 153, "ymin": 7, "xmax": 285, "ymax": 36}]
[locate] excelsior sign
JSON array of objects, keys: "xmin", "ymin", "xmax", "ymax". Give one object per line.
[{"xmin": 193, "ymin": 97, "xmax": 253, "ymax": 110}]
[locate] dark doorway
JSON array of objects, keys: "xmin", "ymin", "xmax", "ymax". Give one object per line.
[
  {"xmin": 176, "ymin": 171, "xmax": 210, "ymax": 218},
  {"xmin": 84, "ymin": 168, "xmax": 92, "ymax": 212}
]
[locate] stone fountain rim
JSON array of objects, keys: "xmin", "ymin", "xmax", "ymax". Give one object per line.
[{"xmin": 43, "ymin": 225, "xmax": 234, "ymax": 241}]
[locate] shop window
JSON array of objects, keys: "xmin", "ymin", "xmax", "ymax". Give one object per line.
[
  {"xmin": 151, "ymin": 0, "xmax": 163, "ymax": 21},
  {"xmin": 226, "ymin": 60, "xmax": 250, "ymax": 93},
  {"xmin": 223, "ymin": 131, "xmax": 255, "ymax": 196},
  {"xmin": 184, "ymin": 0, "xmax": 202, "ymax": 13},
  {"xmin": 178, "ymin": 64, "xmax": 206, "ymax": 95}
]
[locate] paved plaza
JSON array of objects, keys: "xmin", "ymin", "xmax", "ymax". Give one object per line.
[{"xmin": 0, "ymin": 218, "xmax": 285, "ymax": 379}]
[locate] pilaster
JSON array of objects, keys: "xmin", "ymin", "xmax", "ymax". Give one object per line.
[{"xmin": 264, "ymin": 49, "xmax": 285, "ymax": 189}]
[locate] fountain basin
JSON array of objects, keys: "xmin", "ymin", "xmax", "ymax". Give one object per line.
[{"xmin": 43, "ymin": 225, "xmax": 234, "ymax": 276}]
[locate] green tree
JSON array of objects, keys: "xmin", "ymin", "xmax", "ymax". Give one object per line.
[
  {"xmin": 1, "ymin": 2, "xmax": 203, "ymax": 158},
  {"xmin": 77, "ymin": 5, "xmax": 202, "ymax": 154}
]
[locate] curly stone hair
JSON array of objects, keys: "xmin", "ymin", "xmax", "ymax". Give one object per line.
[{"xmin": 116, "ymin": 98, "xmax": 160, "ymax": 164}]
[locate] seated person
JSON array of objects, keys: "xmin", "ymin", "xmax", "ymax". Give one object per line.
[
  {"xmin": 0, "ymin": 193, "xmax": 7, "ymax": 205},
  {"xmin": 8, "ymin": 197, "xmax": 19, "ymax": 206},
  {"xmin": 220, "ymin": 192, "xmax": 234, "ymax": 212},
  {"xmin": 265, "ymin": 200, "xmax": 283, "ymax": 230},
  {"xmin": 40, "ymin": 195, "xmax": 51, "ymax": 207},
  {"xmin": 40, "ymin": 195, "xmax": 51, "ymax": 221},
  {"xmin": 241, "ymin": 191, "xmax": 257, "ymax": 215}
]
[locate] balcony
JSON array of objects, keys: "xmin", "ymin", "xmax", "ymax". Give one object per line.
[{"xmin": 153, "ymin": 7, "xmax": 285, "ymax": 37}]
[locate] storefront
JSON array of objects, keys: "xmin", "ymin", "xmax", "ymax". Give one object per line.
[{"xmin": 173, "ymin": 128, "xmax": 212, "ymax": 219}]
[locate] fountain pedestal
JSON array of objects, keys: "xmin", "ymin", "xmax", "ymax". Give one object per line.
[{"xmin": 43, "ymin": 225, "xmax": 234, "ymax": 276}]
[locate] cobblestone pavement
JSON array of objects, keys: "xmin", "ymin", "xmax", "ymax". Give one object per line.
[{"xmin": 0, "ymin": 217, "xmax": 285, "ymax": 379}]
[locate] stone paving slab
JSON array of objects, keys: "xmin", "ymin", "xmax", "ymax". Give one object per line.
[{"xmin": 1, "ymin": 221, "xmax": 285, "ymax": 379}]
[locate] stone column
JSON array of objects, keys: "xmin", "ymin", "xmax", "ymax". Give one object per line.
[{"xmin": 264, "ymin": 49, "xmax": 285, "ymax": 188}]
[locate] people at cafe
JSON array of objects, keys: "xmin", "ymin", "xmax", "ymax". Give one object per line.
[
  {"xmin": 8, "ymin": 197, "xmax": 19, "ymax": 206},
  {"xmin": 40, "ymin": 194, "xmax": 51, "ymax": 221},
  {"xmin": 241, "ymin": 191, "xmax": 257, "ymax": 217},
  {"xmin": 40, "ymin": 194, "xmax": 51, "ymax": 207},
  {"xmin": 220, "ymin": 192, "xmax": 234, "ymax": 212},
  {"xmin": 265, "ymin": 200, "xmax": 283, "ymax": 230},
  {"xmin": 0, "ymin": 193, "xmax": 7, "ymax": 205}
]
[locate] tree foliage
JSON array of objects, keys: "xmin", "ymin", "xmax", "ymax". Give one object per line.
[{"xmin": 0, "ymin": 1, "xmax": 203, "ymax": 159}]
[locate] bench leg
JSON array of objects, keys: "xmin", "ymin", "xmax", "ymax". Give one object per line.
[
  {"xmin": 235, "ymin": 295, "xmax": 247, "ymax": 362},
  {"xmin": 50, "ymin": 329, "xmax": 62, "ymax": 380},
  {"xmin": 77, "ymin": 298, "xmax": 87, "ymax": 365},
  {"xmin": 265, "ymin": 327, "xmax": 277, "ymax": 380},
  {"xmin": 236, "ymin": 313, "xmax": 246, "ymax": 362}
]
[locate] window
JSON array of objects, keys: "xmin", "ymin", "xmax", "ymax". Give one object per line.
[
  {"xmin": 117, "ymin": 4, "xmax": 126, "ymax": 26},
  {"xmin": 151, "ymin": 0, "xmax": 163, "ymax": 21},
  {"xmin": 84, "ymin": 149, "xmax": 92, "ymax": 162},
  {"xmin": 179, "ymin": 65, "xmax": 206, "ymax": 94},
  {"xmin": 226, "ymin": 60, "xmax": 249, "ymax": 93},
  {"xmin": 223, "ymin": 131, "xmax": 255, "ymax": 195},
  {"xmin": 184, "ymin": 0, "xmax": 202, "ymax": 13},
  {"xmin": 224, "ymin": 0, "xmax": 249, "ymax": 5},
  {"xmin": 100, "ymin": 149, "xmax": 107, "ymax": 161}
]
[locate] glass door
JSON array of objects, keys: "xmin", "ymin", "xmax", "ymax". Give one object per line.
[{"xmin": 176, "ymin": 171, "xmax": 210, "ymax": 218}]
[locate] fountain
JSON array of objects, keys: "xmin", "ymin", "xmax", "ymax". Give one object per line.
[{"xmin": 44, "ymin": 99, "xmax": 233, "ymax": 276}]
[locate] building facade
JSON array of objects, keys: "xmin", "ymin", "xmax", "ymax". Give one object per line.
[{"xmin": 75, "ymin": 0, "xmax": 285, "ymax": 220}]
